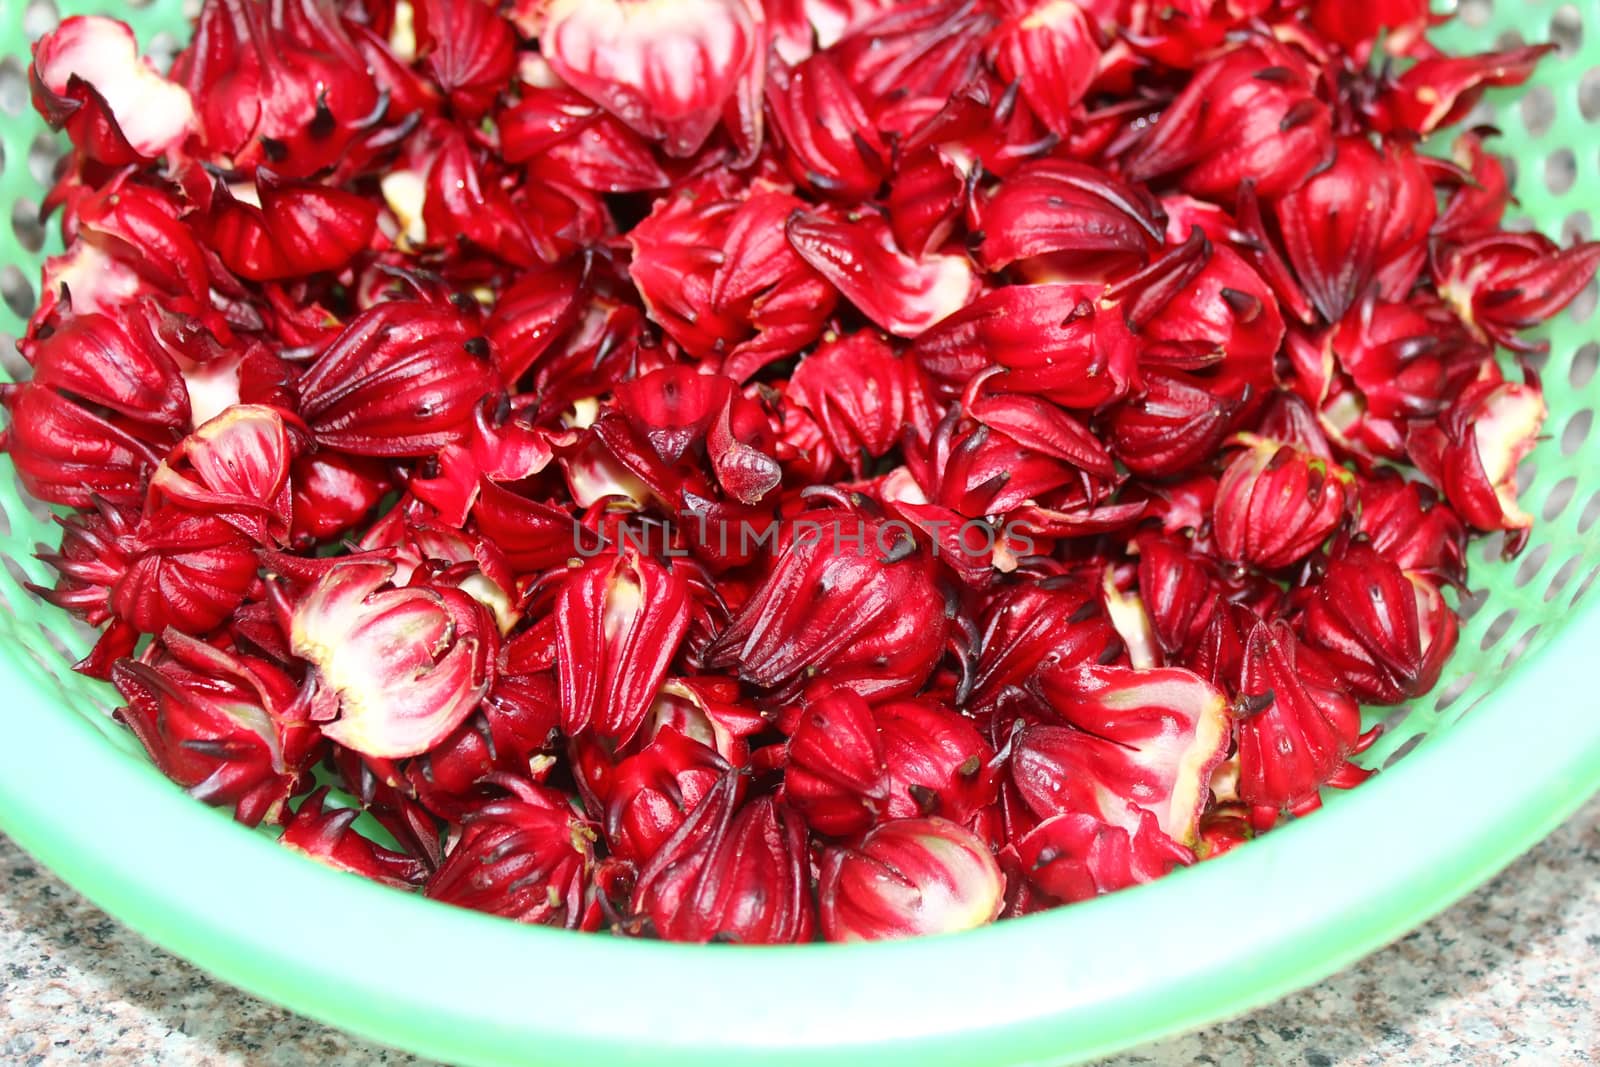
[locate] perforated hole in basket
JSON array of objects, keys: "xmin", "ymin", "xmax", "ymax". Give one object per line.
[{"xmin": 0, "ymin": 1, "xmax": 1593, "ymax": 807}]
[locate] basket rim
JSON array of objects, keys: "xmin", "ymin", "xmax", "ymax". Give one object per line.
[{"xmin": 0, "ymin": 575, "xmax": 1595, "ymax": 1066}]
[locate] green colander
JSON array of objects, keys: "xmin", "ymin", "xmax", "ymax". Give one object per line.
[{"xmin": 0, "ymin": 0, "xmax": 1597, "ymax": 1063}]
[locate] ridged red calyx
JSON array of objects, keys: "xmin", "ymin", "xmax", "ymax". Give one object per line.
[
  {"xmin": 787, "ymin": 208, "xmax": 979, "ymax": 338},
  {"xmin": 874, "ymin": 699, "xmax": 1000, "ymax": 824},
  {"xmin": 173, "ymin": 0, "xmax": 385, "ymax": 178},
  {"xmin": 630, "ymin": 775, "xmax": 816, "ymax": 943},
  {"xmin": 912, "ymin": 283, "xmax": 1139, "ymax": 410},
  {"xmin": 38, "ymin": 502, "xmax": 260, "ymax": 678},
  {"xmin": 705, "ymin": 505, "xmax": 950, "ymax": 702},
  {"xmin": 788, "ymin": 332, "xmax": 912, "ymax": 474},
  {"xmin": 1435, "ymin": 233, "xmax": 1600, "ymax": 353},
  {"xmin": 425, "ymin": 776, "xmax": 595, "ymax": 926},
  {"xmin": 1235, "ymin": 620, "xmax": 1378, "ymax": 829},
  {"xmin": 413, "ymin": 0, "xmax": 517, "ymax": 118},
  {"xmin": 1107, "ymin": 371, "xmax": 1243, "ymax": 479},
  {"xmin": 554, "ymin": 550, "xmax": 692, "ymax": 749},
  {"xmin": 783, "ymin": 688, "xmax": 890, "ymax": 836},
  {"xmin": 1296, "ymin": 543, "xmax": 1459, "ymax": 705},
  {"xmin": 1017, "ymin": 664, "xmax": 1231, "ymax": 850},
  {"xmin": 1214, "ymin": 434, "xmax": 1353, "ymax": 570},
  {"xmin": 1355, "ymin": 472, "xmax": 1469, "ymax": 587},
  {"xmin": 630, "ymin": 180, "xmax": 837, "ymax": 380},
  {"xmin": 988, "ymin": 0, "xmax": 1104, "ymax": 139},
  {"xmin": 975, "ymin": 160, "xmax": 1164, "ymax": 276},
  {"xmin": 296, "ymin": 301, "xmax": 499, "ymax": 457},
  {"xmin": 818, "ymin": 816, "xmax": 1004, "ymax": 941},
  {"xmin": 970, "ymin": 572, "xmax": 1120, "ymax": 709},
  {"xmin": 766, "ymin": 51, "xmax": 888, "ymax": 202},
  {"xmin": 578, "ymin": 720, "xmax": 736, "ymax": 865},
  {"xmin": 539, "ymin": 0, "xmax": 766, "ymax": 160},
  {"xmin": 112, "ymin": 630, "xmax": 317, "ymax": 827},
  {"xmin": 1121, "ymin": 38, "xmax": 1332, "ymax": 202},
  {"xmin": 204, "ymin": 171, "xmax": 380, "ymax": 282},
  {"xmin": 148, "ymin": 405, "xmax": 296, "ymax": 545},
  {"xmin": 1135, "ymin": 533, "xmax": 1219, "ymax": 659},
  {"xmin": 1274, "ymin": 137, "xmax": 1393, "ymax": 324}
]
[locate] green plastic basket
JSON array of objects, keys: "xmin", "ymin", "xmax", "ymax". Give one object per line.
[{"xmin": 0, "ymin": 0, "xmax": 1597, "ymax": 1063}]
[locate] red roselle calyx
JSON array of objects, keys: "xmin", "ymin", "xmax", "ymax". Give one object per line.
[
  {"xmin": 7, "ymin": 0, "xmax": 1588, "ymax": 941},
  {"xmin": 818, "ymin": 817, "xmax": 1004, "ymax": 942}
]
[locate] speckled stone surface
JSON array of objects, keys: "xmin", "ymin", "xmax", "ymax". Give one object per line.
[{"xmin": 1, "ymin": 794, "xmax": 1595, "ymax": 1066}]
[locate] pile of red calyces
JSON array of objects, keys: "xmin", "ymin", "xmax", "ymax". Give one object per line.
[{"xmin": 6, "ymin": 0, "xmax": 1595, "ymax": 943}]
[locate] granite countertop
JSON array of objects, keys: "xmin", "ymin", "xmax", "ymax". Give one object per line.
[{"xmin": 1, "ymin": 794, "xmax": 1595, "ymax": 1066}]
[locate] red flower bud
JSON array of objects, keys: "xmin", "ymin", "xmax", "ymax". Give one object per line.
[
  {"xmin": 1274, "ymin": 137, "xmax": 1392, "ymax": 324},
  {"xmin": 988, "ymin": 0, "xmax": 1103, "ymax": 138},
  {"xmin": 540, "ymin": 0, "xmax": 765, "ymax": 159},
  {"xmin": 830, "ymin": 1, "xmax": 994, "ymax": 111},
  {"xmin": 414, "ymin": 0, "xmax": 516, "ymax": 118},
  {"xmin": 1236, "ymin": 620, "xmax": 1377, "ymax": 829},
  {"xmin": 148, "ymin": 405, "xmax": 295, "ymax": 545},
  {"xmin": 1436, "ymin": 233, "xmax": 1600, "ymax": 352},
  {"xmin": 24, "ymin": 306, "xmax": 191, "ymax": 432},
  {"xmin": 584, "ymin": 723, "xmax": 735, "ymax": 864},
  {"xmin": 972, "ymin": 573, "xmax": 1119, "ymax": 708},
  {"xmin": 818, "ymin": 816, "xmax": 1003, "ymax": 941},
  {"xmin": 1380, "ymin": 44, "xmax": 1550, "ymax": 137},
  {"xmin": 1137, "ymin": 237, "xmax": 1284, "ymax": 403},
  {"xmin": 426, "ymin": 777, "xmax": 595, "ymax": 926},
  {"xmin": 1, "ymin": 380, "xmax": 167, "ymax": 509},
  {"xmin": 631, "ymin": 182, "xmax": 837, "ymax": 379},
  {"xmin": 112, "ymin": 630, "xmax": 317, "ymax": 827},
  {"xmin": 630, "ymin": 777, "xmax": 816, "ymax": 944},
  {"xmin": 1106, "ymin": 371, "xmax": 1242, "ymax": 479},
  {"xmin": 910, "ymin": 391, "xmax": 1115, "ymax": 520},
  {"xmin": 1354, "ymin": 471, "xmax": 1468, "ymax": 586},
  {"xmin": 1136, "ymin": 533, "xmax": 1219, "ymax": 657},
  {"xmin": 912, "ymin": 283, "xmax": 1139, "ymax": 410},
  {"xmin": 47, "ymin": 174, "xmax": 211, "ymax": 321},
  {"xmin": 789, "ymin": 332, "xmax": 911, "ymax": 475},
  {"xmin": 1214, "ymin": 435, "xmax": 1352, "ymax": 570},
  {"xmin": 875, "ymin": 699, "xmax": 1000, "ymax": 824},
  {"xmin": 1027, "ymin": 663, "xmax": 1231, "ymax": 848},
  {"xmin": 705, "ymin": 509, "xmax": 950, "ymax": 702},
  {"xmin": 500, "ymin": 87, "xmax": 671, "ymax": 193},
  {"xmin": 784, "ymin": 689, "xmax": 890, "ymax": 836},
  {"xmin": 483, "ymin": 258, "xmax": 588, "ymax": 387},
  {"xmin": 1122, "ymin": 39, "xmax": 1332, "ymax": 202},
  {"xmin": 1298, "ymin": 544, "xmax": 1458, "ymax": 705},
  {"xmin": 766, "ymin": 51, "xmax": 888, "ymax": 202},
  {"xmin": 173, "ymin": 0, "xmax": 385, "ymax": 178},
  {"xmin": 554, "ymin": 550, "xmax": 693, "ymax": 748},
  {"xmin": 975, "ymin": 160, "xmax": 1163, "ymax": 274},
  {"xmin": 205, "ymin": 171, "xmax": 379, "ymax": 282},
  {"xmin": 289, "ymin": 452, "xmax": 393, "ymax": 545},
  {"xmin": 297, "ymin": 301, "xmax": 498, "ymax": 457},
  {"xmin": 287, "ymin": 559, "xmax": 494, "ymax": 759},
  {"xmin": 1010, "ymin": 808, "xmax": 1189, "ymax": 904},
  {"xmin": 422, "ymin": 125, "xmax": 563, "ymax": 268}
]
